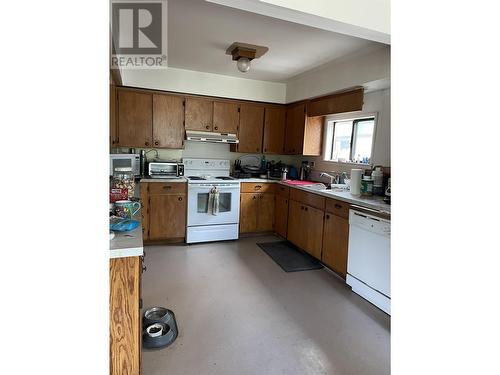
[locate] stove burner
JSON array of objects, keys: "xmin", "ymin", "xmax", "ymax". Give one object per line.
[{"xmin": 188, "ymin": 176, "xmax": 206, "ymax": 180}]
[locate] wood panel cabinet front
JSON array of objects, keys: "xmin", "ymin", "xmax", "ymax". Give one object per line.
[
  {"xmin": 110, "ymin": 256, "xmax": 141, "ymax": 375},
  {"xmin": 257, "ymin": 193, "xmax": 275, "ymax": 232},
  {"xmin": 302, "ymin": 205, "xmax": 324, "ymax": 259},
  {"xmin": 240, "ymin": 193, "xmax": 258, "ymax": 233},
  {"xmin": 286, "ymin": 200, "xmax": 304, "ymax": 249},
  {"xmin": 284, "ymin": 103, "xmax": 306, "ymax": 154},
  {"xmin": 322, "ymin": 213, "xmax": 349, "ymax": 277},
  {"xmin": 274, "ymin": 194, "xmax": 288, "ymax": 238},
  {"xmin": 185, "ymin": 97, "xmax": 213, "ymax": 131},
  {"xmin": 117, "ymin": 90, "xmax": 153, "ymax": 147},
  {"xmin": 148, "ymin": 195, "xmax": 186, "ymax": 240},
  {"xmin": 263, "ymin": 106, "xmax": 286, "ymax": 154},
  {"xmin": 213, "ymin": 101, "xmax": 239, "ymax": 134},
  {"xmin": 237, "ymin": 104, "xmax": 265, "ymax": 153},
  {"xmin": 153, "ymin": 94, "xmax": 185, "ymax": 148}
]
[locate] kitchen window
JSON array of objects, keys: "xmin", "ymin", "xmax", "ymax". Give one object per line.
[{"xmin": 323, "ymin": 114, "xmax": 377, "ymax": 164}]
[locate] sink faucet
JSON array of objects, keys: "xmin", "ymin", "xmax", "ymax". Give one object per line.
[{"xmin": 320, "ymin": 172, "xmax": 336, "ymax": 186}]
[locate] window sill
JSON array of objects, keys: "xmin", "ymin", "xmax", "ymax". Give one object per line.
[{"xmin": 322, "ymin": 159, "xmax": 372, "ymax": 168}]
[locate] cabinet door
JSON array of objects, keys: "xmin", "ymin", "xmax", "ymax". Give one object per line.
[
  {"xmin": 284, "ymin": 103, "xmax": 306, "ymax": 154},
  {"xmin": 275, "ymin": 194, "xmax": 288, "ymax": 238},
  {"xmin": 117, "ymin": 90, "xmax": 153, "ymax": 147},
  {"xmin": 257, "ymin": 193, "xmax": 275, "ymax": 232},
  {"xmin": 185, "ymin": 98, "xmax": 213, "ymax": 131},
  {"xmin": 263, "ymin": 106, "xmax": 286, "ymax": 154},
  {"xmin": 237, "ymin": 104, "xmax": 264, "ymax": 153},
  {"xmin": 110, "ymin": 84, "xmax": 118, "ymax": 147},
  {"xmin": 240, "ymin": 193, "xmax": 258, "ymax": 233},
  {"xmin": 153, "ymin": 94, "xmax": 185, "ymax": 148},
  {"xmin": 287, "ymin": 200, "xmax": 304, "ymax": 249},
  {"xmin": 302, "ymin": 205, "xmax": 324, "ymax": 259},
  {"xmin": 322, "ymin": 214, "xmax": 349, "ymax": 277},
  {"xmin": 148, "ymin": 195, "xmax": 186, "ymax": 240},
  {"xmin": 213, "ymin": 101, "xmax": 239, "ymax": 134}
]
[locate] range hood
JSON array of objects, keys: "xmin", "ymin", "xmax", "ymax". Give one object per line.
[{"xmin": 186, "ymin": 130, "xmax": 239, "ymax": 144}]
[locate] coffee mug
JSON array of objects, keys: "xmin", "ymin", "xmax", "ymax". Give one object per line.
[{"xmin": 114, "ymin": 200, "xmax": 141, "ymax": 219}]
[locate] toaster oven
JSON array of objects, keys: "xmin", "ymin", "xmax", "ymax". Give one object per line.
[{"xmin": 148, "ymin": 162, "xmax": 184, "ymax": 179}]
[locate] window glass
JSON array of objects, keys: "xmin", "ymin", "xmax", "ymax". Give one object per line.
[
  {"xmin": 352, "ymin": 119, "xmax": 375, "ymax": 163},
  {"xmin": 331, "ymin": 121, "xmax": 353, "ymax": 161}
]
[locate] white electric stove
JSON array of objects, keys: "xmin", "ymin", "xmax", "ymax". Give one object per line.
[{"xmin": 184, "ymin": 158, "xmax": 241, "ymax": 243}]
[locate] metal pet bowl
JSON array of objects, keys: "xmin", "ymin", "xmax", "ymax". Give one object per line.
[{"xmin": 142, "ymin": 307, "xmax": 178, "ymax": 349}]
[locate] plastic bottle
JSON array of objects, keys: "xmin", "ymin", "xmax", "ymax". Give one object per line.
[{"xmin": 372, "ymin": 167, "xmax": 384, "ymax": 196}]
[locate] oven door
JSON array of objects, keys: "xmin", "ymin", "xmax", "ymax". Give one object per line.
[{"xmin": 188, "ymin": 184, "xmax": 240, "ymax": 226}]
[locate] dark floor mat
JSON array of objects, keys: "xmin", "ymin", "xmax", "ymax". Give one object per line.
[{"xmin": 257, "ymin": 241, "xmax": 324, "ymax": 272}]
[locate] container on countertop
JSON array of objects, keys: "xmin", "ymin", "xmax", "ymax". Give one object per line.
[
  {"xmin": 360, "ymin": 176, "xmax": 374, "ymax": 196},
  {"xmin": 111, "ymin": 167, "xmax": 135, "ymax": 199},
  {"xmin": 372, "ymin": 167, "xmax": 384, "ymax": 196}
]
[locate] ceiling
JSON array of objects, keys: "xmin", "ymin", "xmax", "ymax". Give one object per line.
[{"xmin": 167, "ymin": 0, "xmax": 383, "ymax": 82}]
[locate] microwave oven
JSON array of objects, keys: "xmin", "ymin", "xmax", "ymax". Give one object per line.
[
  {"xmin": 148, "ymin": 162, "xmax": 184, "ymax": 179},
  {"xmin": 109, "ymin": 154, "xmax": 140, "ymax": 177}
]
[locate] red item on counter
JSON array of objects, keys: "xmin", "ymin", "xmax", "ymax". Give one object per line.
[{"xmin": 110, "ymin": 188, "xmax": 128, "ymax": 202}]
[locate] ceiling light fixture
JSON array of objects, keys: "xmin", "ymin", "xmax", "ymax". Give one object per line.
[{"xmin": 226, "ymin": 42, "xmax": 269, "ymax": 74}]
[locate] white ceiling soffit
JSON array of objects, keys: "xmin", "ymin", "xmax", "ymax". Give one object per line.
[
  {"xmin": 206, "ymin": 0, "xmax": 390, "ymax": 45},
  {"xmin": 168, "ymin": 0, "xmax": 380, "ymax": 82}
]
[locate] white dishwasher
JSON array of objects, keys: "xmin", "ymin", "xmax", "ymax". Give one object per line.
[{"xmin": 346, "ymin": 207, "xmax": 391, "ymax": 315}]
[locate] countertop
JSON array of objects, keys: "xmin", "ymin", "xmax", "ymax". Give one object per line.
[
  {"xmin": 110, "ymin": 210, "xmax": 144, "ymax": 259},
  {"xmin": 137, "ymin": 177, "xmax": 390, "ymax": 215}
]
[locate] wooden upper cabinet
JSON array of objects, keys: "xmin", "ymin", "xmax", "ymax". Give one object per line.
[
  {"xmin": 236, "ymin": 104, "xmax": 264, "ymax": 153},
  {"xmin": 263, "ymin": 106, "xmax": 286, "ymax": 154},
  {"xmin": 153, "ymin": 94, "xmax": 185, "ymax": 149},
  {"xmin": 117, "ymin": 89, "xmax": 153, "ymax": 147},
  {"xmin": 284, "ymin": 103, "xmax": 323, "ymax": 156},
  {"xmin": 284, "ymin": 103, "xmax": 306, "ymax": 155},
  {"xmin": 213, "ymin": 101, "xmax": 239, "ymax": 134},
  {"xmin": 307, "ymin": 88, "xmax": 364, "ymax": 117},
  {"xmin": 322, "ymin": 214, "xmax": 349, "ymax": 277},
  {"xmin": 185, "ymin": 97, "xmax": 213, "ymax": 131}
]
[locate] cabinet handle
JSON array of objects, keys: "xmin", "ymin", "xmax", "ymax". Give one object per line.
[
  {"xmin": 256, "ymin": 147, "xmax": 260, "ymax": 152},
  {"xmin": 145, "ymin": 141, "xmax": 149, "ymax": 146},
  {"xmin": 178, "ymin": 197, "xmax": 183, "ymax": 201},
  {"xmin": 260, "ymin": 195, "xmax": 263, "ymax": 199},
  {"xmin": 214, "ymin": 126, "xmax": 218, "ymax": 130},
  {"xmin": 334, "ymin": 204, "xmax": 342, "ymax": 209},
  {"xmin": 255, "ymin": 185, "xmax": 262, "ymax": 190},
  {"xmin": 142, "ymin": 265, "xmax": 147, "ymax": 273},
  {"xmin": 300, "ymin": 206, "xmax": 304, "ymax": 210},
  {"xmin": 305, "ymin": 207, "xmax": 308, "ymax": 211},
  {"xmin": 154, "ymin": 141, "xmax": 159, "ymax": 146},
  {"xmin": 252, "ymin": 196, "xmax": 257, "ymax": 200},
  {"xmin": 285, "ymin": 200, "xmax": 288, "ymax": 203},
  {"xmin": 205, "ymin": 125, "xmax": 210, "ymax": 129},
  {"xmin": 326, "ymin": 214, "xmax": 330, "ymax": 219},
  {"xmin": 163, "ymin": 186, "xmax": 172, "ymax": 189},
  {"xmin": 264, "ymin": 148, "xmax": 267, "ymax": 152}
]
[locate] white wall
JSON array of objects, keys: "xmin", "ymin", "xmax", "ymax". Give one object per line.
[
  {"xmin": 121, "ymin": 67, "xmax": 287, "ymax": 103},
  {"xmin": 302, "ymin": 88, "xmax": 391, "ymax": 174},
  {"xmin": 285, "ymin": 45, "xmax": 390, "ymax": 103}
]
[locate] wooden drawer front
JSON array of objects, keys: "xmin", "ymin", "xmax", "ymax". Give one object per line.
[
  {"xmin": 325, "ymin": 198, "xmax": 349, "ymax": 219},
  {"xmin": 290, "ymin": 188, "xmax": 325, "ymax": 210},
  {"xmin": 148, "ymin": 182, "xmax": 186, "ymax": 195},
  {"xmin": 275, "ymin": 184, "xmax": 290, "ymax": 198},
  {"xmin": 241, "ymin": 182, "xmax": 274, "ymax": 193}
]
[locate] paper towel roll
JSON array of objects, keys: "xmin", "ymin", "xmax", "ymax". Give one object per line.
[{"xmin": 350, "ymin": 169, "xmax": 363, "ymax": 196}]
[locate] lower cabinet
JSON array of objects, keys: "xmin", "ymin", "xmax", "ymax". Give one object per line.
[
  {"xmin": 287, "ymin": 200, "xmax": 324, "ymax": 258},
  {"xmin": 321, "ymin": 213, "xmax": 349, "ymax": 277},
  {"xmin": 240, "ymin": 192, "xmax": 275, "ymax": 233},
  {"xmin": 141, "ymin": 182, "xmax": 187, "ymax": 242},
  {"xmin": 275, "ymin": 194, "xmax": 289, "ymax": 238},
  {"xmin": 110, "ymin": 256, "xmax": 141, "ymax": 375}
]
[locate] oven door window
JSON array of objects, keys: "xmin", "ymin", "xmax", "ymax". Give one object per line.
[{"xmin": 197, "ymin": 192, "xmax": 232, "ymax": 213}]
